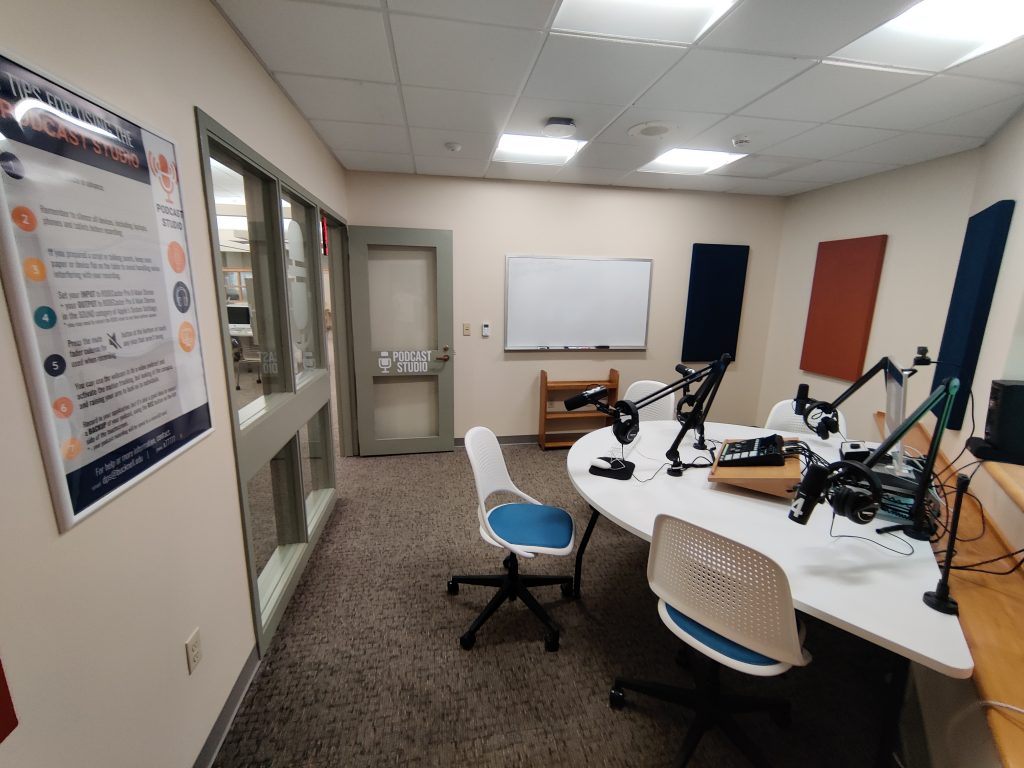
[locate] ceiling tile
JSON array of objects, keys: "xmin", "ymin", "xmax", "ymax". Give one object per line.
[
  {"xmin": 312, "ymin": 120, "xmax": 410, "ymax": 154},
  {"xmin": 414, "ymin": 155, "xmax": 489, "ymax": 177},
  {"xmin": 276, "ymin": 74, "xmax": 404, "ymax": 123},
  {"xmin": 553, "ymin": 0, "xmax": 731, "ymax": 44},
  {"xmin": 725, "ymin": 178, "xmax": 825, "ymax": 196},
  {"xmin": 570, "ymin": 142, "xmax": 663, "ymax": 171},
  {"xmin": 318, "ymin": 0, "xmax": 381, "ymax": 7},
  {"xmin": 504, "ymin": 98, "xmax": 624, "ymax": 140},
  {"xmin": 217, "ymin": 0, "xmax": 394, "ymax": 80},
  {"xmin": 838, "ymin": 75, "xmax": 1024, "ymax": 130},
  {"xmin": 740, "ymin": 64, "xmax": 924, "ymax": 123},
  {"xmin": 550, "ymin": 166, "xmax": 626, "ymax": 185},
  {"xmin": 391, "ymin": 15, "xmax": 544, "ymax": 94},
  {"xmin": 409, "ymin": 127, "xmax": 497, "ymax": 159},
  {"xmin": 334, "ymin": 150, "xmax": 415, "ymax": 173},
  {"xmin": 596, "ymin": 107, "xmax": 724, "ymax": 146},
  {"xmin": 639, "ymin": 49, "xmax": 814, "ymax": 114},
  {"xmin": 523, "ymin": 34, "xmax": 684, "ymax": 106},
  {"xmin": 775, "ymin": 159, "xmax": 900, "ymax": 183},
  {"xmin": 685, "ymin": 115, "xmax": 817, "ymax": 153},
  {"xmin": 709, "ymin": 154, "xmax": 816, "ymax": 178},
  {"xmin": 837, "ymin": 133, "xmax": 984, "ymax": 165},
  {"xmin": 701, "ymin": 0, "xmax": 918, "ymax": 58},
  {"xmin": 387, "ymin": 0, "xmax": 557, "ymax": 29},
  {"xmin": 947, "ymin": 38, "xmax": 1024, "ymax": 85},
  {"xmin": 485, "ymin": 161, "xmax": 561, "ymax": 182},
  {"xmin": 762, "ymin": 124, "xmax": 901, "ymax": 159},
  {"xmin": 402, "ymin": 87, "xmax": 515, "ymax": 133},
  {"xmin": 920, "ymin": 97, "xmax": 1024, "ymax": 138}
]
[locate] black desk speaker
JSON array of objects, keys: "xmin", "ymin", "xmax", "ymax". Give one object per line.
[{"xmin": 985, "ymin": 380, "xmax": 1024, "ymax": 460}]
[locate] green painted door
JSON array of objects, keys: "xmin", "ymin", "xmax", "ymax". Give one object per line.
[{"xmin": 348, "ymin": 226, "xmax": 454, "ymax": 455}]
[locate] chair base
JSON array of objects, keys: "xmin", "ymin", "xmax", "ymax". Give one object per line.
[
  {"xmin": 447, "ymin": 553, "xmax": 573, "ymax": 652},
  {"xmin": 610, "ymin": 652, "xmax": 790, "ymax": 768}
]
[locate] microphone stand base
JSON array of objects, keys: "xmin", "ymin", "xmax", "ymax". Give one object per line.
[
  {"xmin": 923, "ymin": 589, "xmax": 959, "ymax": 615},
  {"xmin": 667, "ymin": 462, "xmax": 684, "ymax": 477}
]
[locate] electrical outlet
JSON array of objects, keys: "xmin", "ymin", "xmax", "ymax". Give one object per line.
[
  {"xmin": 185, "ymin": 627, "xmax": 202, "ymax": 674},
  {"xmin": 462, "ymin": 322, "xmax": 471, "ymax": 336},
  {"xmin": 481, "ymin": 322, "xmax": 491, "ymax": 338}
]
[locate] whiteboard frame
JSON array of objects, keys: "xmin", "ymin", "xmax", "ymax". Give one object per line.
[{"xmin": 503, "ymin": 254, "xmax": 652, "ymax": 351}]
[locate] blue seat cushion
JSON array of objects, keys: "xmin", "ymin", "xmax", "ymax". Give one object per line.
[
  {"xmin": 488, "ymin": 503, "xmax": 572, "ymax": 549},
  {"xmin": 664, "ymin": 603, "xmax": 778, "ymax": 667}
]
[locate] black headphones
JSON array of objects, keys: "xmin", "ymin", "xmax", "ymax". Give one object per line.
[
  {"xmin": 828, "ymin": 460, "xmax": 883, "ymax": 525},
  {"xmin": 803, "ymin": 401, "xmax": 840, "ymax": 440},
  {"xmin": 611, "ymin": 400, "xmax": 640, "ymax": 445}
]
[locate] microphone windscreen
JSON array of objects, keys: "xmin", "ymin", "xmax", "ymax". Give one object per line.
[
  {"xmin": 788, "ymin": 463, "xmax": 829, "ymax": 525},
  {"xmin": 564, "ymin": 386, "xmax": 606, "ymax": 411},
  {"xmin": 675, "ymin": 363, "xmax": 695, "ymax": 376},
  {"xmin": 794, "ymin": 383, "xmax": 809, "ymax": 414}
]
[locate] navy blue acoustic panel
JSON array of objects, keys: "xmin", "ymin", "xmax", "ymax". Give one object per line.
[
  {"xmin": 932, "ymin": 199, "xmax": 1015, "ymax": 429},
  {"xmin": 681, "ymin": 244, "xmax": 749, "ymax": 362}
]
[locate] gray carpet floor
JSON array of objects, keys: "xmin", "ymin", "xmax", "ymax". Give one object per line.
[{"xmin": 212, "ymin": 444, "xmax": 894, "ymax": 767}]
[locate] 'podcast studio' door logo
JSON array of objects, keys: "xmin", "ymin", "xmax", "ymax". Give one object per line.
[{"xmin": 377, "ymin": 351, "xmax": 392, "ymax": 373}]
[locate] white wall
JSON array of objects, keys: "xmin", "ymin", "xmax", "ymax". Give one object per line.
[
  {"xmin": 0, "ymin": 1, "xmax": 348, "ymax": 766},
  {"xmin": 346, "ymin": 174, "xmax": 785, "ymax": 437}
]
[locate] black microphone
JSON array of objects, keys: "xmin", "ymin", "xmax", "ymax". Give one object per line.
[
  {"xmin": 788, "ymin": 464, "xmax": 829, "ymax": 525},
  {"xmin": 675, "ymin": 363, "xmax": 696, "ymax": 377},
  {"xmin": 793, "ymin": 383, "xmax": 809, "ymax": 415},
  {"xmin": 564, "ymin": 385, "xmax": 607, "ymax": 411}
]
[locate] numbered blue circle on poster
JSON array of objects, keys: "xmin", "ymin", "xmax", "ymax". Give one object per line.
[
  {"xmin": 34, "ymin": 305, "xmax": 57, "ymax": 329},
  {"xmin": 43, "ymin": 354, "xmax": 66, "ymax": 377},
  {"xmin": 172, "ymin": 281, "xmax": 191, "ymax": 313}
]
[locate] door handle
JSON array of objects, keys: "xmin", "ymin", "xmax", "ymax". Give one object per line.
[{"xmin": 436, "ymin": 354, "xmax": 451, "ymax": 362}]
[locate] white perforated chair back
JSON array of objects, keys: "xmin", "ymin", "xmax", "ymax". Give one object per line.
[
  {"xmin": 624, "ymin": 380, "xmax": 675, "ymax": 421},
  {"xmin": 764, "ymin": 399, "xmax": 846, "ymax": 437},
  {"xmin": 464, "ymin": 426, "xmax": 544, "ymax": 558},
  {"xmin": 647, "ymin": 515, "xmax": 808, "ymax": 669}
]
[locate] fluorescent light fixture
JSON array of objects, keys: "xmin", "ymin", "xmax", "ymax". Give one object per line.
[
  {"xmin": 493, "ymin": 134, "xmax": 586, "ymax": 166},
  {"xmin": 831, "ymin": 0, "xmax": 1024, "ymax": 71},
  {"xmin": 639, "ymin": 147, "xmax": 746, "ymax": 175},
  {"xmin": 553, "ymin": 0, "xmax": 737, "ymax": 44}
]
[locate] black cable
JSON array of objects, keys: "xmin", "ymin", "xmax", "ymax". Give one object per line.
[
  {"xmin": 948, "ymin": 554, "xmax": 1024, "ymax": 576},
  {"xmin": 828, "ymin": 513, "xmax": 914, "ymax": 556},
  {"xmin": 945, "ymin": 546, "xmax": 1024, "ymax": 571}
]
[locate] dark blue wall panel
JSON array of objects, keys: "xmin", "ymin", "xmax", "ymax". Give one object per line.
[
  {"xmin": 681, "ymin": 244, "xmax": 749, "ymax": 362},
  {"xmin": 932, "ymin": 199, "xmax": 1015, "ymax": 429}
]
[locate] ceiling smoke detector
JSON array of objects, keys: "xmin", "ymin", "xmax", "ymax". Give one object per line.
[
  {"xmin": 627, "ymin": 121, "xmax": 673, "ymax": 138},
  {"xmin": 731, "ymin": 135, "xmax": 751, "ymax": 147},
  {"xmin": 541, "ymin": 117, "xmax": 577, "ymax": 138}
]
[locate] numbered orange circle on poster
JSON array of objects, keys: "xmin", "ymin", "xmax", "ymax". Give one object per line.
[
  {"xmin": 167, "ymin": 241, "xmax": 186, "ymax": 273},
  {"xmin": 178, "ymin": 321, "xmax": 196, "ymax": 352},
  {"xmin": 62, "ymin": 437, "xmax": 82, "ymax": 460},
  {"xmin": 53, "ymin": 397, "xmax": 74, "ymax": 419},
  {"xmin": 23, "ymin": 257, "xmax": 46, "ymax": 282},
  {"xmin": 11, "ymin": 205, "xmax": 37, "ymax": 232}
]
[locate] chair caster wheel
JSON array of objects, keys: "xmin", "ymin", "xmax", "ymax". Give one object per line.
[
  {"xmin": 459, "ymin": 632, "xmax": 475, "ymax": 650},
  {"xmin": 446, "ymin": 580, "xmax": 459, "ymax": 596},
  {"xmin": 235, "ymin": 385, "xmax": 240, "ymax": 391},
  {"xmin": 544, "ymin": 632, "xmax": 559, "ymax": 652},
  {"xmin": 609, "ymin": 687, "xmax": 625, "ymax": 710},
  {"xmin": 560, "ymin": 582, "xmax": 577, "ymax": 599}
]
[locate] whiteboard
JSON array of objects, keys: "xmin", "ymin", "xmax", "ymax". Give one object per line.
[{"xmin": 505, "ymin": 255, "xmax": 652, "ymax": 350}]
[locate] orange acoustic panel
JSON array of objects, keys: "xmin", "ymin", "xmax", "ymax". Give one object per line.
[{"xmin": 800, "ymin": 235, "xmax": 887, "ymax": 381}]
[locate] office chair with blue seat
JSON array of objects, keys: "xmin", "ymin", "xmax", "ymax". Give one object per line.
[
  {"xmin": 610, "ymin": 515, "xmax": 811, "ymax": 767},
  {"xmin": 447, "ymin": 426, "xmax": 575, "ymax": 652},
  {"xmin": 624, "ymin": 379, "xmax": 675, "ymax": 421}
]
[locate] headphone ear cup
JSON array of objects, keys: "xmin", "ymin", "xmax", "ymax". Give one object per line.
[
  {"xmin": 612, "ymin": 400, "xmax": 640, "ymax": 445},
  {"xmin": 828, "ymin": 460, "xmax": 882, "ymax": 524}
]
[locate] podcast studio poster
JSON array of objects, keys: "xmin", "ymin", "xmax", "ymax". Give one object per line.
[{"xmin": 0, "ymin": 54, "xmax": 212, "ymax": 532}]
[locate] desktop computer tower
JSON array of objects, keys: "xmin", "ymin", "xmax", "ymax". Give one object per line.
[{"xmin": 985, "ymin": 380, "xmax": 1024, "ymax": 461}]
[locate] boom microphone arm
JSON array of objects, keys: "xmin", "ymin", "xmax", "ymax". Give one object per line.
[{"xmin": 665, "ymin": 354, "xmax": 733, "ymax": 476}]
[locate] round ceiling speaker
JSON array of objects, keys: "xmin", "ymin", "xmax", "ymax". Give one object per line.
[{"xmin": 627, "ymin": 121, "xmax": 673, "ymax": 138}]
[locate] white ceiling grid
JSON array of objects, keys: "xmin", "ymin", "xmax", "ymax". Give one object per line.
[{"xmin": 214, "ymin": 0, "xmax": 1024, "ymax": 195}]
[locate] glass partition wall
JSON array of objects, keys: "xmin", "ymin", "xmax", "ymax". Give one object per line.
[{"xmin": 197, "ymin": 111, "xmax": 342, "ymax": 653}]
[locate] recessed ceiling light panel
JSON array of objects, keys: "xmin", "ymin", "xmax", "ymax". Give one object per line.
[
  {"xmin": 553, "ymin": 0, "xmax": 738, "ymax": 45},
  {"xmin": 639, "ymin": 147, "xmax": 746, "ymax": 175},
  {"xmin": 831, "ymin": 0, "xmax": 1024, "ymax": 71},
  {"xmin": 493, "ymin": 134, "xmax": 587, "ymax": 165}
]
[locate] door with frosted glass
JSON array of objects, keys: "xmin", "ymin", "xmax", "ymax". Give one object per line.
[{"xmin": 348, "ymin": 226, "xmax": 453, "ymax": 455}]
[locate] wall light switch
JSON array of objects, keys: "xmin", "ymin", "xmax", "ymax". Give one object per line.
[
  {"xmin": 481, "ymin": 322, "xmax": 491, "ymax": 338},
  {"xmin": 462, "ymin": 323, "xmax": 471, "ymax": 336}
]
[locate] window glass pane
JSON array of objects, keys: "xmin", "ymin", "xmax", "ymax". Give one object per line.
[
  {"xmin": 299, "ymin": 404, "xmax": 333, "ymax": 527},
  {"xmin": 282, "ymin": 191, "xmax": 323, "ymax": 383},
  {"xmin": 210, "ymin": 147, "xmax": 287, "ymax": 415},
  {"xmin": 245, "ymin": 442, "xmax": 302, "ymax": 580}
]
